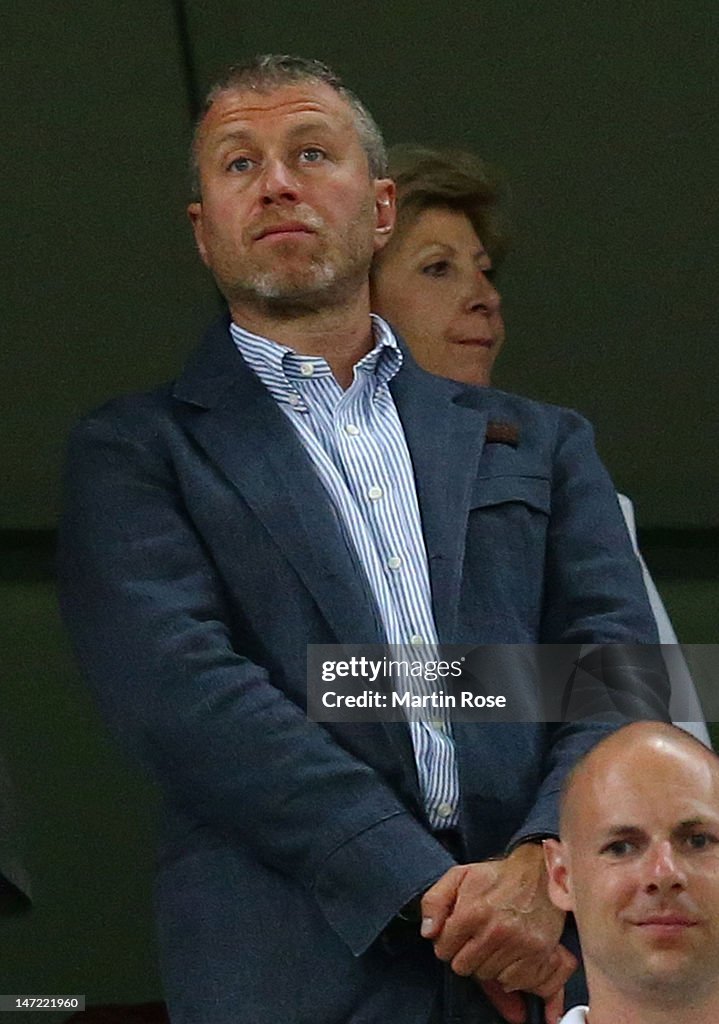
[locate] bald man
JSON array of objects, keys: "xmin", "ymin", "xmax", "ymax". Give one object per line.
[{"xmin": 544, "ymin": 722, "xmax": 719, "ymax": 1024}]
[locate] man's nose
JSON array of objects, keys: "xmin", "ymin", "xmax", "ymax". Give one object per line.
[
  {"xmin": 259, "ymin": 159, "xmax": 300, "ymax": 205},
  {"xmin": 645, "ymin": 841, "xmax": 687, "ymax": 894},
  {"xmin": 466, "ymin": 273, "xmax": 501, "ymax": 315}
]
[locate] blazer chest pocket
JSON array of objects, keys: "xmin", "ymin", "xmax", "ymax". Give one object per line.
[
  {"xmin": 463, "ymin": 475, "xmax": 552, "ymax": 633},
  {"xmin": 467, "ymin": 474, "xmax": 552, "ymax": 568},
  {"xmin": 470, "ymin": 474, "xmax": 551, "ymax": 514}
]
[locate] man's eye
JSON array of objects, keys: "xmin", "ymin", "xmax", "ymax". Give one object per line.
[
  {"xmin": 228, "ymin": 156, "xmax": 253, "ymax": 173},
  {"xmin": 603, "ymin": 840, "xmax": 636, "ymax": 857},
  {"xmin": 299, "ymin": 147, "xmax": 325, "ymax": 163},
  {"xmin": 686, "ymin": 832, "xmax": 718, "ymax": 850},
  {"xmin": 422, "ymin": 260, "xmax": 450, "ymax": 278}
]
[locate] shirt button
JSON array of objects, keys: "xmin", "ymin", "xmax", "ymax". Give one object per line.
[
  {"xmin": 299, "ymin": 363, "xmax": 314, "ymax": 377},
  {"xmin": 431, "ymin": 719, "xmax": 445, "ymax": 732},
  {"xmin": 368, "ymin": 485, "xmax": 383, "ymax": 500},
  {"xmin": 344, "ymin": 423, "xmax": 360, "ymax": 436},
  {"xmin": 288, "ymin": 393, "xmax": 301, "ymax": 406},
  {"xmin": 387, "ymin": 555, "xmax": 402, "ymax": 570},
  {"xmin": 437, "ymin": 802, "xmax": 454, "ymax": 819},
  {"xmin": 409, "ymin": 634, "xmax": 425, "ymax": 645}
]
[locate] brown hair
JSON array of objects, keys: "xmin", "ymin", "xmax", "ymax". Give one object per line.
[{"xmin": 383, "ymin": 144, "xmax": 509, "ymax": 266}]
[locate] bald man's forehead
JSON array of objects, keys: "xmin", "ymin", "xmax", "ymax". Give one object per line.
[{"xmin": 561, "ymin": 729, "xmax": 719, "ymax": 843}]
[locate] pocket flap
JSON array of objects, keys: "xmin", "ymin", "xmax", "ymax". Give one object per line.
[{"xmin": 470, "ymin": 475, "xmax": 551, "ymax": 513}]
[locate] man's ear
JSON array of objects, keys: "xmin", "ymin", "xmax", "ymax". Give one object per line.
[
  {"xmin": 187, "ymin": 202, "xmax": 209, "ymax": 266},
  {"xmin": 372, "ymin": 179, "xmax": 396, "ymax": 251},
  {"xmin": 543, "ymin": 839, "xmax": 575, "ymax": 913}
]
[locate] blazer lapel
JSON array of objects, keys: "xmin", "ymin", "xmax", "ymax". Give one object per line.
[
  {"xmin": 391, "ymin": 359, "xmax": 489, "ymax": 643},
  {"xmin": 173, "ymin": 320, "xmax": 422, "ymax": 806},
  {"xmin": 174, "ymin": 321, "xmax": 493, "ymax": 649},
  {"xmin": 173, "ymin": 318, "xmax": 385, "ymax": 644}
]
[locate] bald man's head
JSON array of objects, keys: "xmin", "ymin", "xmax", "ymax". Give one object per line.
[
  {"xmin": 560, "ymin": 722, "xmax": 719, "ymax": 838},
  {"xmin": 545, "ymin": 722, "xmax": 719, "ymax": 1011}
]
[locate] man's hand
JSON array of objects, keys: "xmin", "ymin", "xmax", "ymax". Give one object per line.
[
  {"xmin": 479, "ymin": 979, "xmax": 566, "ymax": 1024},
  {"xmin": 420, "ymin": 843, "xmax": 576, "ymax": 1024}
]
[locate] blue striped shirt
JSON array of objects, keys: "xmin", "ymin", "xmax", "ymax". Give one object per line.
[{"xmin": 229, "ymin": 316, "xmax": 460, "ymax": 829}]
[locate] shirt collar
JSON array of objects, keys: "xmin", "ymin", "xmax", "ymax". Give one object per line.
[{"xmin": 229, "ymin": 315, "xmax": 403, "ymax": 407}]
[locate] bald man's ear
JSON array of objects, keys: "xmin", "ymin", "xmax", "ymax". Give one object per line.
[{"xmin": 544, "ymin": 839, "xmax": 574, "ymax": 913}]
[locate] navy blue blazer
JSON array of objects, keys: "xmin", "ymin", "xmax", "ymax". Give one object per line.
[{"xmin": 58, "ymin": 317, "xmax": 666, "ymax": 1024}]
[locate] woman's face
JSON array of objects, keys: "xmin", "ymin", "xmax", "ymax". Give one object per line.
[{"xmin": 371, "ymin": 206, "xmax": 504, "ymax": 386}]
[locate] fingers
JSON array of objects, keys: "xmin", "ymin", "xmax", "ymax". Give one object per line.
[
  {"xmin": 480, "ymin": 975, "xmax": 568, "ymax": 1024},
  {"xmin": 480, "ymin": 981, "xmax": 527, "ymax": 1024},
  {"xmin": 443, "ymin": 918, "xmax": 524, "ymax": 976},
  {"xmin": 495, "ymin": 945, "xmax": 577, "ymax": 996},
  {"xmin": 420, "ymin": 864, "xmax": 467, "ymax": 940},
  {"xmin": 543, "ymin": 987, "xmax": 565, "ymax": 1024},
  {"xmin": 423, "ymin": 854, "xmax": 576, "ymax": 1020},
  {"xmin": 434, "ymin": 901, "xmax": 560, "ymax": 975},
  {"xmin": 427, "ymin": 861, "xmax": 504, "ymax": 960},
  {"xmin": 428, "ymin": 857, "xmax": 568, "ymax": 979},
  {"xmin": 480, "ymin": 958, "xmax": 572, "ymax": 1024}
]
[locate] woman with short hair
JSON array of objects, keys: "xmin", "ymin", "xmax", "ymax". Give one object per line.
[{"xmin": 371, "ymin": 144, "xmax": 708, "ymax": 744}]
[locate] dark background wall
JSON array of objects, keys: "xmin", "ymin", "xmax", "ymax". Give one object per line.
[
  {"xmin": 3, "ymin": 1, "xmax": 718, "ymax": 528},
  {"xmin": 2, "ymin": 2, "xmax": 717, "ymax": 1018}
]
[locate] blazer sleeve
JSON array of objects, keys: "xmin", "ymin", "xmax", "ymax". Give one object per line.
[
  {"xmin": 507, "ymin": 408, "xmax": 671, "ymax": 845},
  {"xmin": 540, "ymin": 409, "xmax": 664, "ymax": 645},
  {"xmin": 57, "ymin": 409, "xmax": 453, "ymax": 956}
]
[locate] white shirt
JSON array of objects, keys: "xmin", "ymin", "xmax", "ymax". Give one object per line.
[{"xmin": 229, "ymin": 317, "xmax": 460, "ymax": 828}]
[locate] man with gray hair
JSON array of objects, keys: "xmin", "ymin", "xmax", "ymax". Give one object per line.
[
  {"xmin": 545, "ymin": 722, "xmax": 719, "ymax": 1024},
  {"xmin": 59, "ymin": 54, "xmax": 667, "ymax": 1024}
]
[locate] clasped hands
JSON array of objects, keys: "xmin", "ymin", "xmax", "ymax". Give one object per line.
[{"xmin": 420, "ymin": 843, "xmax": 576, "ymax": 1024}]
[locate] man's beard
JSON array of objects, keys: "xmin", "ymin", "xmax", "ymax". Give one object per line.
[
  {"xmin": 233, "ymin": 249, "xmax": 364, "ymax": 316},
  {"xmin": 217, "ymin": 200, "xmax": 376, "ymax": 316}
]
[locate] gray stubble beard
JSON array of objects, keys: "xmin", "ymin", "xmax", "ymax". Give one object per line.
[{"xmin": 224, "ymin": 234, "xmax": 374, "ymax": 317}]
